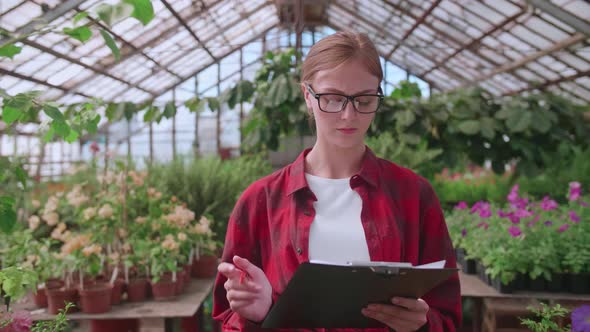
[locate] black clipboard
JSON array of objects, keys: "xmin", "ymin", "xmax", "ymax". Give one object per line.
[{"xmin": 261, "ymin": 262, "xmax": 458, "ymax": 328}]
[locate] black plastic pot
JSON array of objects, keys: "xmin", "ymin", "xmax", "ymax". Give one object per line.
[
  {"xmin": 476, "ymin": 261, "xmax": 491, "ymax": 285},
  {"xmin": 455, "ymin": 248, "xmax": 465, "ymax": 266},
  {"xmin": 528, "ymin": 276, "xmax": 547, "ymax": 292},
  {"xmin": 568, "ymin": 273, "xmax": 590, "ymax": 294},
  {"xmin": 491, "ymin": 277, "xmax": 514, "ymax": 294},
  {"xmin": 547, "ymin": 273, "xmax": 565, "ymax": 293}
]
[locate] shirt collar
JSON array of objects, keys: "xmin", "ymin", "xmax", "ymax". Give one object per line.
[{"xmin": 286, "ymin": 146, "xmax": 380, "ymax": 196}]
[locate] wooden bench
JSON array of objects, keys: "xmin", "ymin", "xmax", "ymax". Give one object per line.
[{"xmin": 481, "ymin": 298, "xmax": 541, "ymax": 332}]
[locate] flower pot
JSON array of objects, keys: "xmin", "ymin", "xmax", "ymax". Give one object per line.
[
  {"xmin": 46, "ymin": 287, "xmax": 78, "ymax": 315},
  {"xmin": 528, "ymin": 276, "xmax": 547, "ymax": 292},
  {"xmin": 110, "ymin": 278, "xmax": 126, "ymax": 305},
  {"xmin": 455, "ymin": 248, "xmax": 465, "ymax": 266},
  {"xmin": 491, "ymin": 276, "xmax": 518, "ymax": 294},
  {"xmin": 126, "ymin": 278, "xmax": 149, "ymax": 302},
  {"xmin": 476, "ymin": 261, "xmax": 490, "ymax": 285},
  {"xmin": 79, "ymin": 282, "xmax": 113, "ymax": 314},
  {"xmin": 191, "ymin": 254, "xmax": 219, "ymax": 278},
  {"xmin": 33, "ymin": 279, "xmax": 65, "ymax": 308},
  {"xmin": 175, "ymin": 270, "xmax": 185, "ymax": 295},
  {"xmin": 183, "ymin": 264, "xmax": 191, "ymax": 284},
  {"xmin": 514, "ymin": 273, "xmax": 528, "ymax": 292},
  {"xmin": 150, "ymin": 278, "xmax": 176, "ymax": 301},
  {"xmin": 547, "ymin": 273, "xmax": 565, "ymax": 293},
  {"xmin": 568, "ymin": 273, "xmax": 590, "ymax": 294},
  {"xmin": 462, "ymin": 259, "xmax": 477, "ymax": 274}
]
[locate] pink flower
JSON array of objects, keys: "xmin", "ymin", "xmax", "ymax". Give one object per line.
[
  {"xmin": 479, "ymin": 209, "xmax": 492, "ymax": 218},
  {"xmin": 497, "ymin": 210, "xmax": 510, "ymax": 218},
  {"xmin": 540, "ymin": 196, "xmax": 558, "ymax": 211},
  {"xmin": 461, "ymin": 228, "xmax": 467, "ymax": 237},
  {"xmin": 558, "ymin": 224, "xmax": 570, "ymax": 233},
  {"xmin": 569, "ymin": 181, "xmax": 582, "ymax": 201},
  {"xmin": 477, "ymin": 222, "xmax": 489, "ymax": 230},
  {"xmin": 570, "ymin": 211, "xmax": 581, "ymax": 223},
  {"xmin": 514, "ymin": 209, "xmax": 533, "ymax": 218},
  {"xmin": 0, "ymin": 311, "xmax": 32, "ymax": 332},
  {"xmin": 454, "ymin": 201, "xmax": 468, "ymax": 210},
  {"xmin": 509, "ymin": 215, "xmax": 521, "ymax": 224},
  {"xmin": 508, "ymin": 226, "xmax": 522, "ymax": 237},
  {"xmin": 90, "ymin": 141, "xmax": 100, "ymax": 155}
]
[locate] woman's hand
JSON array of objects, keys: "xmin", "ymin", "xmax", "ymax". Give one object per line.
[
  {"xmin": 361, "ymin": 297, "xmax": 429, "ymax": 331},
  {"xmin": 217, "ymin": 255, "xmax": 272, "ymax": 323}
]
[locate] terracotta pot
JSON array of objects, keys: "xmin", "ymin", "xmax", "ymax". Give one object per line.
[
  {"xmin": 110, "ymin": 278, "xmax": 126, "ymax": 305},
  {"xmin": 79, "ymin": 282, "xmax": 113, "ymax": 314},
  {"xmin": 46, "ymin": 287, "xmax": 78, "ymax": 315},
  {"xmin": 175, "ymin": 270, "xmax": 185, "ymax": 295},
  {"xmin": 191, "ymin": 254, "xmax": 219, "ymax": 278},
  {"xmin": 33, "ymin": 279, "xmax": 65, "ymax": 308},
  {"xmin": 150, "ymin": 278, "xmax": 176, "ymax": 301},
  {"xmin": 183, "ymin": 264, "xmax": 191, "ymax": 284},
  {"xmin": 126, "ymin": 278, "xmax": 149, "ymax": 302}
]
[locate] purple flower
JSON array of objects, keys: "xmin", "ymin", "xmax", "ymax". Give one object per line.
[
  {"xmin": 570, "ymin": 211, "xmax": 581, "ymax": 223},
  {"xmin": 558, "ymin": 224, "xmax": 570, "ymax": 233},
  {"xmin": 461, "ymin": 228, "xmax": 467, "ymax": 237},
  {"xmin": 455, "ymin": 201, "xmax": 468, "ymax": 210},
  {"xmin": 544, "ymin": 220, "xmax": 553, "ymax": 226},
  {"xmin": 479, "ymin": 209, "xmax": 492, "ymax": 218},
  {"xmin": 514, "ymin": 209, "xmax": 533, "ymax": 218},
  {"xmin": 540, "ymin": 196, "xmax": 558, "ymax": 211},
  {"xmin": 571, "ymin": 305, "xmax": 590, "ymax": 332},
  {"xmin": 477, "ymin": 222, "xmax": 489, "ymax": 230},
  {"xmin": 497, "ymin": 210, "xmax": 510, "ymax": 218},
  {"xmin": 508, "ymin": 226, "xmax": 522, "ymax": 237},
  {"xmin": 569, "ymin": 181, "xmax": 582, "ymax": 202},
  {"xmin": 470, "ymin": 201, "xmax": 483, "ymax": 214},
  {"xmin": 509, "ymin": 215, "xmax": 521, "ymax": 224}
]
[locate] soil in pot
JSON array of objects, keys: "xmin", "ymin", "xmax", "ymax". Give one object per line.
[{"xmin": 79, "ymin": 282, "xmax": 113, "ymax": 314}]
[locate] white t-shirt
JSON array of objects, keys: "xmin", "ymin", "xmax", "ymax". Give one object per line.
[{"xmin": 305, "ymin": 173, "xmax": 371, "ymax": 264}]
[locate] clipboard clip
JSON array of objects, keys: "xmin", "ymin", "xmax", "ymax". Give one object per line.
[{"xmin": 369, "ymin": 266, "xmax": 400, "ymax": 275}]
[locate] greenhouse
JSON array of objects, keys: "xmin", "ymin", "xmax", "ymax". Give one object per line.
[{"xmin": 0, "ymin": 0, "xmax": 589, "ymax": 331}]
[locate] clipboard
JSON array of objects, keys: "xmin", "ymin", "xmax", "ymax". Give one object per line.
[{"xmin": 261, "ymin": 262, "xmax": 458, "ymax": 328}]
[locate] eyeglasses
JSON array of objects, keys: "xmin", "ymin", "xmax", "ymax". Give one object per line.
[{"xmin": 305, "ymin": 83, "xmax": 384, "ymax": 114}]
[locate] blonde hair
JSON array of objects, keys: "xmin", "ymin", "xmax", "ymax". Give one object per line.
[{"xmin": 302, "ymin": 31, "xmax": 383, "ymax": 84}]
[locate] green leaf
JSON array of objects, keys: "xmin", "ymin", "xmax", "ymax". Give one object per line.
[
  {"xmin": 43, "ymin": 126, "xmax": 55, "ymax": 142},
  {"xmin": 2, "ymin": 105, "xmax": 21, "ymax": 125},
  {"xmin": 65, "ymin": 129, "xmax": 79, "ymax": 143},
  {"xmin": 143, "ymin": 106, "xmax": 159, "ymax": 122},
  {"xmin": 123, "ymin": 102, "xmax": 136, "ymax": 121},
  {"xmin": 73, "ymin": 12, "xmax": 89, "ymax": 25},
  {"xmin": 507, "ymin": 111, "xmax": 532, "ymax": 133},
  {"xmin": 480, "ymin": 117, "xmax": 496, "ymax": 140},
  {"xmin": 96, "ymin": 3, "xmax": 134, "ymax": 27},
  {"xmin": 395, "ymin": 110, "xmax": 416, "ymax": 127},
  {"xmin": 0, "ymin": 44, "xmax": 22, "ymax": 59},
  {"xmin": 531, "ymin": 110, "xmax": 553, "ymax": 133},
  {"xmin": 2, "ymin": 93, "xmax": 34, "ymax": 125},
  {"xmin": 99, "ymin": 29, "xmax": 120, "ymax": 61},
  {"xmin": 494, "ymin": 107, "xmax": 512, "ymax": 120},
  {"xmin": 163, "ymin": 102, "xmax": 176, "ymax": 118},
  {"xmin": 123, "ymin": 0, "xmax": 155, "ymax": 25},
  {"xmin": 43, "ymin": 104, "xmax": 65, "ymax": 122},
  {"xmin": 0, "ymin": 204, "xmax": 16, "ymax": 234},
  {"xmin": 457, "ymin": 120, "xmax": 480, "ymax": 135},
  {"xmin": 51, "ymin": 121, "xmax": 71, "ymax": 139},
  {"xmin": 15, "ymin": 166, "xmax": 27, "ymax": 189},
  {"xmin": 63, "ymin": 26, "xmax": 92, "ymax": 43},
  {"xmin": 207, "ymin": 98, "xmax": 220, "ymax": 112}
]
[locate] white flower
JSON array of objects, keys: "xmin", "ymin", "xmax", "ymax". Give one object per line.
[
  {"xmin": 44, "ymin": 196, "xmax": 59, "ymax": 213},
  {"xmin": 83, "ymin": 207, "xmax": 97, "ymax": 220},
  {"xmin": 31, "ymin": 200, "xmax": 41, "ymax": 209},
  {"xmin": 98, "ymin": 204, "xmax": 114, "ymax": 219},
  {"xmin": 199, "ymin": 216, "xmax": 211, "ymax": 228},
  {"xmin": 193, "ymin": 223, "xmax": 210, "ymax": 235},
  {"xmin": 177, "ymin": 233, "xmax": 187, "ymax": 241},
  {"xmin": 28, "ymin": 215, "xmax": 40, "ymax": 230}
]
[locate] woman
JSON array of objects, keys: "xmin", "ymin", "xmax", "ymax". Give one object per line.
[{"xmin": 213, "ymin": 31, "xmax": 461, "ymax": 331}]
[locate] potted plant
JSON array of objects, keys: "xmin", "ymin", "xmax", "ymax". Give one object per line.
[
  {"xmin": 149, "ymin": 236, "xmax": 181, "ymax": 300},
  {"xmin": 191, "ymin": 216, "xmax": 221, "ymax": 279},
  {"xmin": 122, "ymin": 239, "xmax": 151, "ymax": 302},
  {"xmin": 75, "ymin": 242, "xmax": 112, "ymax": 314}
]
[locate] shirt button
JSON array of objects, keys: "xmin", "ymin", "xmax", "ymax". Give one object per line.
[
  {"xmin": 303, "ymin": 210, "xmax": 311, "ymax": 216},
  {"xmin": 296, "ymin": 247, "xmax": 302, "ymax": 254}
]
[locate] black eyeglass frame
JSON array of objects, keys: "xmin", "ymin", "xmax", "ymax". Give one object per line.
[{"xmin": 304, "ymin": 83, "xmax": 384, "ymax": 114}]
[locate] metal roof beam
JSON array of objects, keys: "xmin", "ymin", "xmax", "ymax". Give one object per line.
[
  {"xmin": 23, "ymin": 39, "xmax": 154, "ymax": 96},
  {"xmin": 505, "ymin": 69, "xmax": 590, "ymax": 95},
  {"xmin": 160, "ymin": 0, "xmax": 217, "ymax": 61},
  {"xmin": 460, "ymin": 32, "xmax": 586, "ymax": 88},
  {"xmin": 0, "ymin": 0, "xmax": 86, "ymax": 46},
  {"xmin": 386, "ymin": 0, "xmax": 441, "ymax": 59},
  {"xmin": 526, "ymin": 0, "xmax": 590, "ymax": 37},
  {"xmin": 0, "ymin": 67, "xmax": 91, "ymax": 98},
  {"xmin": 421, "ymin": 9, "xmax": 526, "ymax": 77}
]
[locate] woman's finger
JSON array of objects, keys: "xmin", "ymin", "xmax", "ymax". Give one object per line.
[
  {"xmin": 227, "ymin": 289, "xmax": 259, "ymax": 302},
  {"xmin": 224, "ymin": 276, "xmax": 261, "ymax": 292},
  {"xmin": 361, "ymin": 307, "xmax": 417, "ymax": 332},
  {"xmin": 229, "ymin": 299, "xmax": 254, "ymax": 311},
  {"xmin": 218, "ymin": 262, "xmax": 242, "ymax": 280}
]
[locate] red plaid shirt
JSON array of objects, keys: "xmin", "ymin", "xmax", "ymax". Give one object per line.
[{"xmin": 213, "ymin": 147, "xmax": 461, "ymax": 331}]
